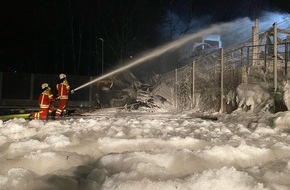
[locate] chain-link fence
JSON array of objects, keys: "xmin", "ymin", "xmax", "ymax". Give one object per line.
[
  {"xmin": 160, "ymin": 50, "xmax": 223, "ymax": 112},
  {"xmin": 158, "ymin": 19, "xmax": 290, "ymax": 113},
  {"xmin": 159, "ymin": 42, "xmax": 290, "ymax": 113}
]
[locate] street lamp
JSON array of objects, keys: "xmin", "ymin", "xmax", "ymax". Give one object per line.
[{"xmin": 98, "ymin": 38, "xmax": 104, "ymax": 75}]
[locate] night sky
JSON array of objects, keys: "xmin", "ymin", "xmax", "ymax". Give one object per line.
[{"xmin": 1, "ymin": 0, "xmax": 289, "ymax": 76}]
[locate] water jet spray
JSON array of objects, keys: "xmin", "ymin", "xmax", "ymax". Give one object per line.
[{"xmin": 71, "ymin": 21, "xmax": 240, "ymax": 93}]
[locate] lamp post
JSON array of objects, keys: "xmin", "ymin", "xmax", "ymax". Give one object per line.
[{"xmin": 98, "ymin": 38, "xmax": 104, "ymax": 75}]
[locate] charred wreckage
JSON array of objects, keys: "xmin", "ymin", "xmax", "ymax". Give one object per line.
[{"xmin": 95, "ymin": 71, "xmax": 174, "ymax": 112}]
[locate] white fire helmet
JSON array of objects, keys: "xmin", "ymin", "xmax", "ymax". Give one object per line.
[
  {"xmin": 59, "ymin": 73, "xmax": 66, "ymax": 79},
  {"xmin": 41, "ymin": 83, "xmax": 49, "ymax": 90}
]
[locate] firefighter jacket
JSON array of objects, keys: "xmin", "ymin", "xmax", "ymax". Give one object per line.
[
  {"xmin": 56, "ymin": 79, "xmax": 70, "ymax": 99},
  {"xmin": 39, "ymin": 89, "xmax": 54, "ymax": 109}
]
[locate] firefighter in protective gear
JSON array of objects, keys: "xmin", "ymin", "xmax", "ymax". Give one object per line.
[
  {"xmin": 31, "ymin": 83, "xmax": 55, "ymax": 120},
  {"xmin": 55, "ymin": 73, "xmax": 70, "ymax": 116}
]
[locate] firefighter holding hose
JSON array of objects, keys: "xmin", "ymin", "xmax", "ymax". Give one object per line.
[{"xmin": 55, "ymin": 73, "xmax": 70, "ymax": 117}]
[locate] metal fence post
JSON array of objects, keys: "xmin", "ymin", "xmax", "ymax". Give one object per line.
[
  {"xmin": 247, "ymin": 46, "xmax": 250, "ymax": 65},
  {"xmin": 273, "ymin": 22, "xmax": 278, "ymax": 91},
  {"xmin": 191, "ymin": 61, "xmax": 195, "ymax": 109},
  {"xmin": 252, "ymin": 18, "xmax": 260, "ymax": 65},
  {"xmin": 220, "ymin": 48, "xmax": 224, "ymax": 113},
  {"xmin": 285, "ymin": 42, "xmax": 288, "ymax": 78},
  {"xmin": 264, "ymin": 44, "xmax": 267, "ymax": 73},
  {"xmin": 252, "ymin": 26, "xmax": 257, "ymax": 65},
  {"xmin": 175, "ymin": 68, "xmax": 178, "ymax": 108},
  {"xmin": 241, "ymin": 47, "xmax": 247, "ymax": 84}
]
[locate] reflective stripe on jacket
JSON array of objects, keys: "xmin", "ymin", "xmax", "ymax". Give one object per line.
[
  {"xmin": 39, "ymin": 90, "xmax": 54, "ymax": 108},
  {"xmin": 56, "ymin": 79, "xmax": 70, "ymax": 99}
]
